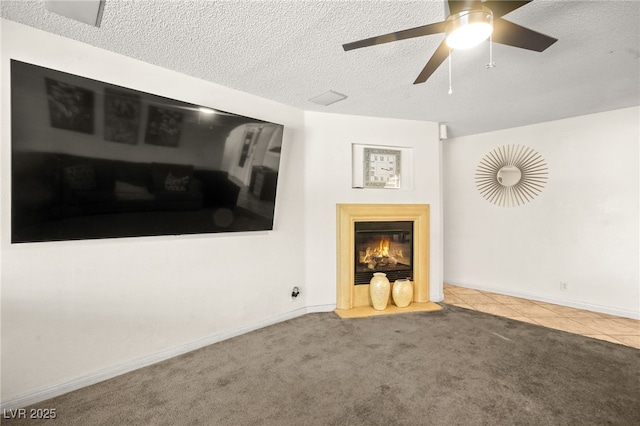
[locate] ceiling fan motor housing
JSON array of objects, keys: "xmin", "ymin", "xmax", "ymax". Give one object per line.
[{"xmin": 445, "ymin": 6, "xmax": 494, "ymax": 49}]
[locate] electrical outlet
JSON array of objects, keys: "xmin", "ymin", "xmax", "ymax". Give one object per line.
[
  {"xmin": 290, "ymin": 286, "xmax": 300, "ymax": 302},
  {"xmin": 560, "ymin": 282, "xmax": 568, "ymax": 292}
]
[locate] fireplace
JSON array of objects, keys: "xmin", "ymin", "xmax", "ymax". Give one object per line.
[
  {"xmin": 336, "ymin": 204, "xmax": 434, "ymax": 313},
  {"xmin": 354, "ymin": 221, "xmax": 413, "ymax": 285}
]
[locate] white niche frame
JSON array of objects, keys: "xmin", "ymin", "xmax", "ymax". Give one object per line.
[{"xmin": 352, "ymin": 143, "xmax": 414, "ymax": 190}]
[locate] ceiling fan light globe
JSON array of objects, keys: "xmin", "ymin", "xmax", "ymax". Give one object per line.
[
  {"xmin": 446, "ymin": 23, "xmax": 493, "ymax": 49},
  {"xmin": 445, "ymin": 9, "xmax": 493, "ymax": 50}
]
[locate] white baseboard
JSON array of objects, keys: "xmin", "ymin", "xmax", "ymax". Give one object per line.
[
  {"xmin": 430, "ymin": 292, "xmax": 444, "ymax": 303},
  {"xmin": 444, "ymin": 280, "xmax": 640, "ymax": 320},
  {"xmin": 305, "ymin": 303, "xmax": 336, "ymax": 313},
  {"xmin": 1, "ymin": 304, "xmax": 336, "ymax": 411}
]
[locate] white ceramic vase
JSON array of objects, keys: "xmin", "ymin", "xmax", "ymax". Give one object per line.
[
  {"xmin": 369, "ymin": 272, "xmax": 390, "ymax": 311},
  {"xmin": 392, "ymin": 278, "xmax": 413, "ymax": 308}
]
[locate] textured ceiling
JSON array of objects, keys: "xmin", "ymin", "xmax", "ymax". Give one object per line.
[{"xmin": 2, "ymin": 0, "xmax": 639, "ymax": 137}]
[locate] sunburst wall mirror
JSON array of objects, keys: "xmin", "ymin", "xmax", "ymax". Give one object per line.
[{"xmin": 475, "ymin": 145, "xmax": 548, "ymax": 207}]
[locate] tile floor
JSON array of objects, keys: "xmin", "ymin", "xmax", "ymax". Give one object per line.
[{"xmin": 443, "ymin": 284, "xmax": 640, "ymax": 349}]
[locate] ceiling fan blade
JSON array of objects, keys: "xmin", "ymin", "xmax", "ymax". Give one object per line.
[
  {"xmin": 343, "ymin": 21, "xmax": 447, "ymax": 51},
  {"xmin": 482, "ymin": 1, "xmax": 532, "ymax": 18},
  {"xmin": 491, "ymin": 18, "xmax": 558, "ymax": 52},
  {"xmin": 414, "ymin": 40, "xmax": 450, "ymax": 84}
]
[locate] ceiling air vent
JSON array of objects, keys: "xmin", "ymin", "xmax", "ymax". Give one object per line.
[{"xmin": 308, "ymin": 90, "xmax": 348, "ymax": 106}]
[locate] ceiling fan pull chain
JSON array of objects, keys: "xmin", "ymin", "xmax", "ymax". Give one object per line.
[
  {"xmin": 448, "ymin": 48, "xmax": 453, "ymax": 95},
  {"xmin": 487, "ymin": 34, "xmax": 496, "ymax": 69}
]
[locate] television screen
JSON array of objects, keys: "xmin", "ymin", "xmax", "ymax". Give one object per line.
[{"xmin": 10, "ymin": 60, "xmax": 284, "ymax": 243}]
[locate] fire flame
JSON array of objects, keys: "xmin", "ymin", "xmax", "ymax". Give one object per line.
[
  {"xmin": 360, "ymin": 237, "xmax": 404, "ymax": 270},
  {"xmin": 377, "ymin": 238, "xmax": 390, "ymax": 258}
]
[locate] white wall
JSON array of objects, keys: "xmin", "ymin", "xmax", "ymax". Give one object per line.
[
  {"xmin": 443, "ymin": 107, "xmax": 640, "ymax": 318},
  {"xmin": 303, "ymin": 112, "xmax": 443, "ymax": 306},
  {"xmin": 1, "ymin": 21, "xmax": 307, "ymax": 403}
]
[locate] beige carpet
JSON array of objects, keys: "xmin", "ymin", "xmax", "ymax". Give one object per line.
[{"xmin": 5, "ymin": 304, "xmax": 640, "ymax": 425}]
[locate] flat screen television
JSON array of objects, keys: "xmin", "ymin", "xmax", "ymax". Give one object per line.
[{"xmin": 10, "ymin": 60, "xmax": 284, "ymax": 243}]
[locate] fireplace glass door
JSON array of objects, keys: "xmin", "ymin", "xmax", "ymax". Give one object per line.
[{"xmin": 354, "ymin": 221, "xmax": 413, "ymax": 285}]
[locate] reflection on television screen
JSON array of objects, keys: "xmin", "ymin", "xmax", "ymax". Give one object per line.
[{"xmin": 11, "ymin": 60, "xmax": 284, "ymax": 243}]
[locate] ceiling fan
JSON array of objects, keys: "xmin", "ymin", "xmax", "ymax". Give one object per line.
[{"xmin": 343, "ymin": 0, "xmax": 557, "ymax": 85}]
